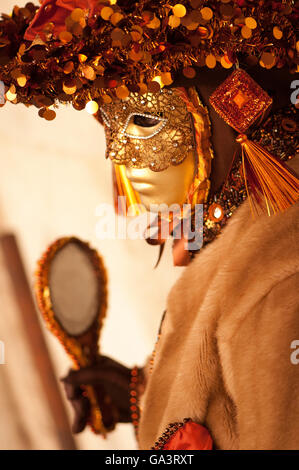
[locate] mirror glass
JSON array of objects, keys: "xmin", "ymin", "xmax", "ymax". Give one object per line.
[{"xmin": 48, "ymin": 241, "xmax": 99, "ymax": 336}]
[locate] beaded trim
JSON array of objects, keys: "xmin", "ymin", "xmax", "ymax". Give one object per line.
[
  {"xmin": 202, "ymin": 156, "xmax": 247, "ymax": 246},
  {"xmin": 250, "ymin": 106, "xmax": 298, "ymax": 163},
  {"xmin": 149, "ymin": 310, "xmax": 167, "ymax": 375},
  {"xmin": 99, "ymin": 108, "xmax": 111, "ymax": 128},
  {"xmin": 151, "ymin": 418, "xmax": 192, "ymax": 450},
  {"xmin": 129, "ymin": 366, "xmax": 142, "ymax": 434}
]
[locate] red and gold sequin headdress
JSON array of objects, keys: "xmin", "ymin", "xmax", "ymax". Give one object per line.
[
  {"xmin": 0, "ymin": 0, "xmax": 298, "ymax": 116},
  {"xmin": 0, "ymin": 0, "xmax": 298, "ymax": 218}
]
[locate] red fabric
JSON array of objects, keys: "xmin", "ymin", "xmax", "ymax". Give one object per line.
[
  {"xmin": 24, "ymin": 0, "xmax": 99, "ymax": 41},
  {"xmin": 162, "ymin": 421, "xmax": 213, "ymax": 450}
]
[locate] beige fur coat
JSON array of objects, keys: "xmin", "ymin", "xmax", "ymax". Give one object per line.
[{"xmin": 138, "ymin": 158, "xmax": 299, "ymax": 450}]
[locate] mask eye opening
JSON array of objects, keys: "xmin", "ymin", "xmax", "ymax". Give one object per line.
[{"xmin": 121, "ymin": 112, "xmax": 168, "ymax": 140}]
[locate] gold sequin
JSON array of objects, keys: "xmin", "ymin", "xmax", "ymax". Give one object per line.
[
  {"xmin": 273, "ymin": 26, "xmax": 283, "ymax": 40},
  {"xmin": 101, "ymin": 7, "xmax": 114, "ymax": 21},
  {"xmin": 43, "ymin": 109, "xmax": 56, "ymax": 121},
  {"xmin": 6, "ymin": 86, "xmax": 17, "ymax": 101},
  {"xmin": 221, "ymin": 55, "xmax": 233, "ymax": 69},
  {"xmin": 183, "ymin": 67, "xmax": 196, "ymax": 78},
  {"xmin": 168, "ymin": 15, "xmax": 180, "ymax": 28},
  {"xmin": 102, "ymin": 94, "xmax": 112, "ymax": 104},
  {"xmin": 241, "ymin": 26, "xmax": 252, "ymax": 39},
  {"xmin": 147, "ymin": 81, "xmax": 161, "ymax": 93},
  {"xmin": 110, "ymin": 12, "xmax": 124, "ymax": 25},
  {"xmin": 260, "ymin": 52, "xmax": 276, "ymax": 69},
  {"xmin": 63, "ymin": 79, "xmax": 77, "ymax": 95},
  {"xmin": 173, "ymin": 4, "xmax": 187, "ymax": 18},
  {"xmin": 63, "ymin": 61, "xmax": 74, "ymax": 74},
  {"xmin": 71, "ymin": 8, "xmax": 84, "ymax": 22},
  {"xmin": 201, "ymin": 7, "xmax": 213, "ymax": 20},
  {"xmin": 206, "ymin": 54, "xmax": 216, "ymax": 68},
  {"xmin": 245, "ymin": 17, "xmax": 257, "ymax": 30},
  {"xmin": 115, "ymin": 85, "xmax": 130, "ymax": 99},
  {"xmin": 59, "ymin": 31, "xmax": 73, "ymax": 43},
  {"xmin": 16, "ymin": 74, "xmax": 27, "ymax": 87},
  {"xmin": 85, "ymin": 100, "xmax": 99, "ymax": 114},
  {"xmin": 147, "ymin": 16, "xmax": 161, "ymax": 29},
  {"xmin": 78, "ymin": 54, "xmax": 87, "ymax": 63},
  {"xmin": 161, "ymin": 72, "xmax": 173, "ymax": 85},
  {"xmin": 220, "ymin": 4, "xmax": 234, "ymax": 19}
]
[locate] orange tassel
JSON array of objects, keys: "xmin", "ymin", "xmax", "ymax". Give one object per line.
[{"xmin": 236, "ymin": 134, "xmax": 299, "ymax": 216}]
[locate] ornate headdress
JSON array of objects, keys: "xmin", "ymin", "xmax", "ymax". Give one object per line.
[
  {"xmin": 0, "ymin": 0, "xmax": 298, "ymax": 116},
  {"xmin": 0, "ymin": 1, "xmax": 298, "ymax": 254}
]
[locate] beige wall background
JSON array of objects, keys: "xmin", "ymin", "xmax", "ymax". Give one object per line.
[{"xmin": 0, "ymin": 0, "xmax": 182, "ymax": 450}]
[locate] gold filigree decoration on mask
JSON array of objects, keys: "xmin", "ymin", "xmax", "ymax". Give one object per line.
[
  {"xmin": 107, "ymin": 87, "xmax": 215, "ymax": 218},
  {"xmin": 100, "ymin": 89, "xmax": 195, "ymax": 172}
]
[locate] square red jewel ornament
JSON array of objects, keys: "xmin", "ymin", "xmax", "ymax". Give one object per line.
[{"xmin": 209, "ymin": 69, "xmax": 273, "ymax": 134}]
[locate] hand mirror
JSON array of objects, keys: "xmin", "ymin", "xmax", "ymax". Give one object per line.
[{"xmin": 35, "ymin": 237, "xmax": 113, "ymax": 435}]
